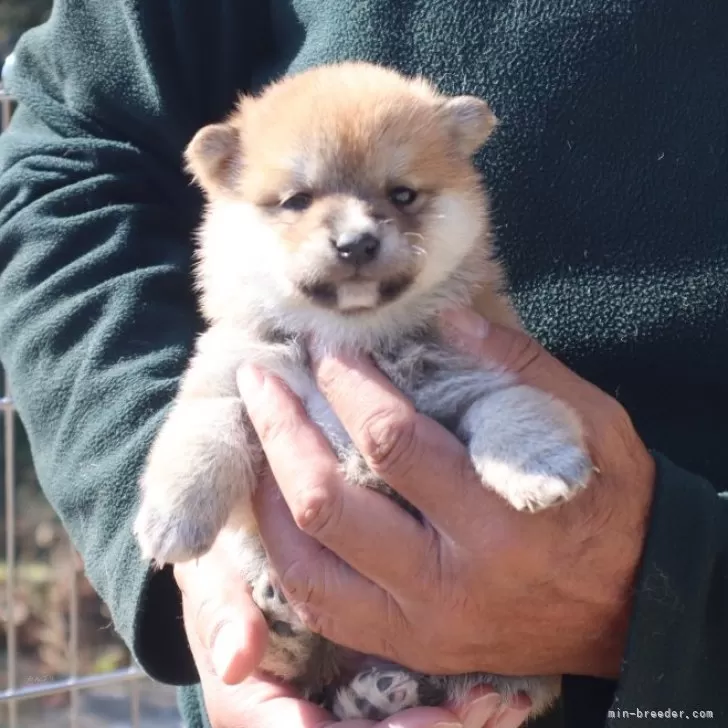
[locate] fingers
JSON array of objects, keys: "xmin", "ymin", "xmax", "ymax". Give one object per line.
[
  {"xmin": 373, "ymin": 706, "xmax": 464, "ymax": 728},
  {"xmin": 440, "ymin": 309, "xmax": 550, "ymax": 378},
  {"xmin": 452, "ymin": 688, "xmax": 531, "ymax": 728},
  {"xmin": 254, "ymin": 472, "xmax": 413, "ymax": 660},
  {"xmin": 308, "ymin": 352, "xmax": 503, "ymax": 533},
  {"xmin": 439, "ymin": 308, "xmax": 605, "ymax": 409},
  {"xmin": 210, "ymin": 674, "xmax": 350, "ymax": 728},
  {"xmin": 174, "ymin": 543, "xmax": 269, "ymax": 685},
  {"xmin": 223, "ymin": 677, "xmax": 462, "ymax": 728},
  {"xmin": 239, "ymin": 366, "xmax": 442, "ymax": 595}
]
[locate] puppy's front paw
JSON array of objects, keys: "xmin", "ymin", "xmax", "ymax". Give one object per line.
[
  {"xmin": 252, "ymin": 570, "xmax": 305, "ymax": 641},
  {"xmin": 134, "ymin": 397, "xmax": 260, "ymax": 564},
  {"xmin": 332, "ymin": 667, "xmax": 425, "ymax": 721},
  {"xmin": 134, "ymin": 492, "xmax": 221, "ymax": 564},
  {"xmin": 462, "ymin": 385, "xmax": 593, "ymax": 512}
]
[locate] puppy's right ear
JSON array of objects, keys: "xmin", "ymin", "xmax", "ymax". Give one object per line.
[{"xmin": 184, "ymin": 122, "xmax": 242, "ymax": 197}]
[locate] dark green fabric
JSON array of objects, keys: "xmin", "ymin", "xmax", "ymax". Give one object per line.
[{"xmin": 0, "ymin": 1, "xmax": 726, "ymax": 726}]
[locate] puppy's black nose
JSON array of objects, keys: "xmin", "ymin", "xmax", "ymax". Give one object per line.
[{"xmin": 334, "ymin": 232, "xmax": 381, "ymax": 266}]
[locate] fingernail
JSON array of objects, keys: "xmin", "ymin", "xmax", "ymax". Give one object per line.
[
  {"xmin": 211, "ymin": 623, "xmax": 243, "ymax": 680},
  {"xmin": 463, "ymin": 693, "xmax": 502, "ymax": 728},
  {"xmin": 506, "ymin": 693, "xmax": 532, "ymax": 711},
  {"xmin": 440, "ymin": 309, "xmax": 490, "ymax": 340},
  {"xmin": 493, "ymin": 703, "xmax": 533, "ymax": 728},
  {"xmin": 434, "ymin": 723, "xmax": 464, "ymax": 728}
]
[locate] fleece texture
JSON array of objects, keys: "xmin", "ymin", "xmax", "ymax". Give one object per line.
[{"xmin": 0, "ymin": 1, "xmax": 726, "ymax": 726}]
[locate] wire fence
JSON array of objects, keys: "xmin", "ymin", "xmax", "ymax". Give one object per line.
[{"xmin": 0, "ymin": 87, "xmax": 180, "ymax": 728}]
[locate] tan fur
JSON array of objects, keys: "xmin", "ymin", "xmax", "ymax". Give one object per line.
[
  {"xmin": 183, "ymin": 62, "xmax": 513, "ymax": 340},
  {"xmin": 135, "ymin": 62, "xmax": 593, "ymax": 720}
]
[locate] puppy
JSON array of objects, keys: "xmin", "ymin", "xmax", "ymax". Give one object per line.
[{"xmin": 134, "ymin": 62, "xmax": 592, "ymax": 720}]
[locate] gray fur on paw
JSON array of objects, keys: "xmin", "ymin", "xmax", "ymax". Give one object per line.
[
  {"xmin": 133, "ymin": 500, "xmax": 219, "ymax": 564},
  {"xmin": 461, "ymin": 385, "xmax": 593, "ymax": 512},
  {"xmin": 332, "ymin": 668, "xmax": 421, "ymax": 721}
]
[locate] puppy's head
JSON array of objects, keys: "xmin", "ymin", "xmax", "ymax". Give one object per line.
[{"xmin": 187, "ymin": 62, "xmax": 498, "ymax": 343}]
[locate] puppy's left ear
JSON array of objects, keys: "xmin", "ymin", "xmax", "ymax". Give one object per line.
[{"xmin": 442, "ymin": 96, "xmax": 498, "ymax": 156}]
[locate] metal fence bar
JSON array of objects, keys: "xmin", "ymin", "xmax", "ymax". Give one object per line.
[
  {"xmin": 0, "ymin": 668, "xmax": 145, "ymax": 704},
  {"xmin": 3, "ymin": 373, "xmax": 17, "ymax": 728},
  {"xmin": 2, "ymin": 87, "xmax": 21, "ymax": 728},
  {"xmin": 1, "ymin": 83, "xmax": 151, "ymax": 726},
  {"xmin": 130, "ymin": 674, "xmax": 142, "ymax": 727},
  {"xmin": 0, "ymin": 90, "xmax": 11, "ymax": 130},
  {"xmin": 69, "ymin": 544, "xmax": 81, "ymax": 727}
]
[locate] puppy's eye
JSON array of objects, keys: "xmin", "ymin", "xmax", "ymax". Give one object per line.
[
  {"xmin": 388, "ymin": 186, "xmax": 418, "ymax": 207},
  {"xmin": 280, "ymin": 192, "xmax": 313, "ymax": 211}
]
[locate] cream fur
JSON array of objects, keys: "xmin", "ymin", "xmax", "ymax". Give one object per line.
[{"xmin": 133, "ymin": 61, "xmax": 593, "ymax": 722}]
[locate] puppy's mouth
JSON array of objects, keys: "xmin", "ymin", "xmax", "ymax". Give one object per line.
[{"xmin": 300, "ymin": 275, "xmax": 413, "ymax": 313}]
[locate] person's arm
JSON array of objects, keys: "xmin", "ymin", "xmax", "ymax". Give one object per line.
[{"xmin": 0, "ymin": 0, "xmax": 270, "ymax": 684}]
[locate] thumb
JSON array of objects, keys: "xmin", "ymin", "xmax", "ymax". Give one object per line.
[
  {"xmin": 451, "ymin": 686, "xmax": 532, "ymax": 728},
  {"xmin": 439, "ymin": 308, "xmax": 589, "ymax": 405},
  {"xmin": 175, "ymin": 548, "xmax": 269, "ymax": 685}
]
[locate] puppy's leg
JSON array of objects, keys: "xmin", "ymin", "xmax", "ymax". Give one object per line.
[
  {"xmin": 134, "ymin": 396, "xmax": 260, "ymax": 564},
  {"xmin": 134, "ymin": 333, "xmax": 262, "ymax": 564},
  {"xmin": 459, "ymin": 383, "xmax": 592, "ymax": 512}
]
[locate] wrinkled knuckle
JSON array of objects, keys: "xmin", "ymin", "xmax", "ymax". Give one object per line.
[
  {"xmin": 173, "ymin": 562, "xmax": 191, "ymax": 594},
  {"xmin": 253, "ymin": 409, "xmax": 293, "ymax": 446},
  {"xmin": 295, "ymin": 606, "xmax": 329, "ymax": 636},
  {"xmin": 193, "ymin": 596, "xmax": 227, "ymax": 650},
  {"xmin": 290, "ymin": 474, "xmax": 341, "ymax": 537},
  {"xmin": 278, "ymin": 559, "xmax": 322, "ymax": 607},
  {"xmin": 503, "ymin": 334, "xmax": 543, "ymax": 373},
  {"xmin": 360, "ymin": 406, "xmax": 419, "ymax": 476},
  {"xmin": 312, "ymin": 356, "xmax": 340, "ymax": 395},
  {"xmin": 605, "ymin": 397, "xmax": 634, "ymax": 435},
  {"xmin": 592, "ymin": 395, "xmax": 636, "ymax": 449}
]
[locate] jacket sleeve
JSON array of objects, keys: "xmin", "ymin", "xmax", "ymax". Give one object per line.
[
  {"xmin": 563, "ymin": 453, "xmax": 728, "ymax": 726},
  {"xmin": 0, "ymin": 0, "xmax": 270, "ymax": 684},
  {"xmin": 609, "ymin": 453, "xmax": 728, "ymax": 722}
]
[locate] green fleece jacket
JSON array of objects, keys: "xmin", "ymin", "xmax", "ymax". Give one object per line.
[{"xmin": 0, "ymin": 2, "xmax": 726, "ymax": 726}]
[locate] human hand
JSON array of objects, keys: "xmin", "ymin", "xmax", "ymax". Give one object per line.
[
  {"xmin": 238, "ymin": 308, "xmax": 656, "ymax": 687},
  {"xmin": 174, "ymin": 533, "xmax": 506, "ymax": 727}
]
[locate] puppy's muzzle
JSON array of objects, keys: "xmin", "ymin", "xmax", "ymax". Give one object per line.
[{"xmin": 333, "ymin": 232, "xmax": 381, "ymax": 267}]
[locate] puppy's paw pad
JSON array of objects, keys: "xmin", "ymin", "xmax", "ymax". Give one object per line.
[
  {"xmin": 251, "ymin": 571, "xmax": 304, "ymax": 640},
  {"xmin": 133, "ymin": 501, "xmax": 217, "ymax": 564},
  {"xmin": 332, "ymin": 668, "xmax": 420, "ymax": 721}
]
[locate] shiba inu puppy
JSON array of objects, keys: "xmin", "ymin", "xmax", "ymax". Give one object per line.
[{"xmin": 134, "ymin": 62, "xmax": 592, "ymax": 720}]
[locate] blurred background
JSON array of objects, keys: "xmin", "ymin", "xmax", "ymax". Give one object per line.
[
  {"xmin": 1, "ymin": 2, "xmax": 182, "ymax": 726},
  {"xmin": 0, "ymin": 0, "xmax": 48, "ymax": 65}
]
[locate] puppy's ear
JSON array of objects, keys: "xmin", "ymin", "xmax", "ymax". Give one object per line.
[
  {"xmin": 442, "ymin": 96, "xmax": 498, "ymax": 156},
  {"xmin": 184, "ymin": 121, "xmax": 243, "ymax": 197}
]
